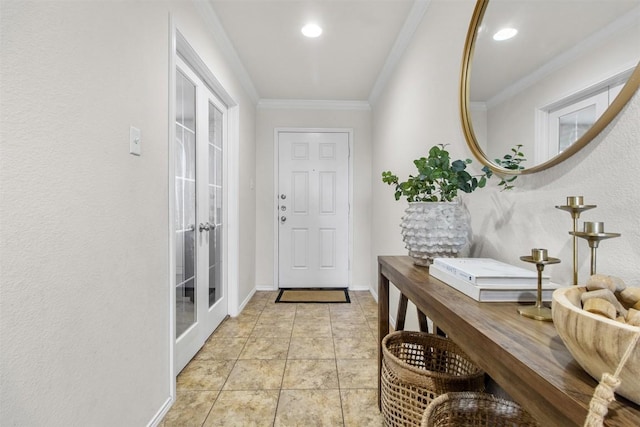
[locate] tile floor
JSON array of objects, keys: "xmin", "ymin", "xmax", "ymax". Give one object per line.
[{"xmin": 161, "ymin": 290, "xmax": 383, "ymax": 426}]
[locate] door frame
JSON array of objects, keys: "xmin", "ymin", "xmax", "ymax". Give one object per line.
[
  {"xmin": 168, "ymin": 24, "xmax": 240, "ymax": 393},
  {"xmin": 272, "ymin": 128, "xmax": 353, "ymax": 291}
]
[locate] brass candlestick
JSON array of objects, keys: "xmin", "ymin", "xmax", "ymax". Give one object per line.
[
  {"xmin": 555, "ymin": 196, "xmax": 596, "ymax": 285},
  {"xmin": 570, "ymin": 221, "xmax": 620, "ymax": 275},
  {"xmin": 519, "ymin": 248, "xmax": 560, "ymax": 321}
]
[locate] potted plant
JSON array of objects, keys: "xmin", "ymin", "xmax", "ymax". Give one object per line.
[{"xmin": 382, "ymin": 144, "xmax": 524, "ymax": 266}]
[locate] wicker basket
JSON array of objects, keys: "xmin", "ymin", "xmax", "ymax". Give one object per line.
[
  {"xmin": 381, "ymin": 331, "xmax": 485, "ymax": 426},
  {"xmin": 421, "ymin": 392, "xmax": 539, "ymax": 427}
]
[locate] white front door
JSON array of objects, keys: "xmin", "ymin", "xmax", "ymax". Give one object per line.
[
  {"xmin": 174, "ymin": 57, "xmax": 228, "ymax": 373},
  {"xmin": 277, "ymin": 131, "xmax": 349, "ymax": 288}
]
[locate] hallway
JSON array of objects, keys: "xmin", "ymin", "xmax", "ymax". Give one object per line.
[{"xmin": 161, "ymin": 291, "xmax": 383, "ymax": 426}]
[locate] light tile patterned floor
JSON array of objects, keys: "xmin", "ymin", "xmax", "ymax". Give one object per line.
[{"xmin": 161, "ymin": 290, "xmax": 383, "ymax": 427}]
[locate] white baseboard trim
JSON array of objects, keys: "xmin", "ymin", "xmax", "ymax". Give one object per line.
[
  {"xmin": 256, "ymin": 284, "xmax": 276, "ymax": 291},
  {"xmin": 348, "ymin": 284, "xmax": 371, "ymax": 291},
  {"xmin": 236, "ymin": 288, "xmax": 257, "ymax": 316},
  {"xmin": 147, "ymin": 396, "xmax": 173, "ymax": 427},
  {"xmin": 368, "ymin": 287, "xmax": 379, "ymax": 302}
]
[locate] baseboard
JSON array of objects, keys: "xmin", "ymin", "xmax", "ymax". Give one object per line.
[
  {"xmin": 256, "ymin": 284, "xmax": 277, "ymax": 291},
  {"xmin": 236, "ymin": 288, "xmax": 257, "ymax": 315},
  {"xmin": 348, "ymin": 284, "xmax": 371, "ymax": 291},
  {"xmin": 368, "ymin": 287, "xmax": 379, "ymax": 302},
  {"xmin": 147, "ymin": 396, "xmax": 173, "ymax": 427}
]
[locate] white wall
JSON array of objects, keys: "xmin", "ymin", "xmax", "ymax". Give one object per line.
[
  {"xmin": 0, "ymin": 1, "xmax": 256, "ymax": 425},
  {"xmin": 371, "ymin": 0, "xmax": 640, "ymax": 329},
  {"xmin": 484, "ymin": 23, "xmax": 639, "ymax": 162},
  {"xmin": 255, "ymin": 107, "xmax": 372, "ymax": 290}
]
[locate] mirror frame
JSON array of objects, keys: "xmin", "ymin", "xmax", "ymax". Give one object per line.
[{"xmin": 460, "ymin": 0, "xmax": 640, "ymax": 174}]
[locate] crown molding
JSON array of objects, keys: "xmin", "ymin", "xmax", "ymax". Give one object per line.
[
  {"xmin": 486, "ymin": 5, "xmax": 640, "ymax": 109},
  {"xmin": 194, "ymin": 0, "xmax": 260, "ymax": 104},
  {"xmin": 257, "ymin": 99, "xmax": 371, "ymax": 111},
  {"xmin": 368, "ymin": 0, "xmax": 431, "ymax": 105}
]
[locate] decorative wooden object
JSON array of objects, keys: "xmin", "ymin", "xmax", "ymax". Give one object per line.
[
  {"xmin": 552, "ymin": 286, "xmax": 640, "ymax": 406},
  {"xmin": 378, "ymin": 256, "xmax": 640, "ymax": 426}
]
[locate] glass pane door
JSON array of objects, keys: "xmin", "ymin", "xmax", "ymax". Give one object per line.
[
  {"xmin": 174, "ymin": 57, "xmax": 228, "ymax": 373},
  {"xmin": 208, "ymin": 103, "xmax": 223, "ymax": 308},
  {"xmin": 175, "ymin": 70, "xmax": 197, "ymax": 338}
]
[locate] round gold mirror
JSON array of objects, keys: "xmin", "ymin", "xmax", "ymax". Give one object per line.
[{"xmin": 461, "ymin": 0, "xmax": 640, "ymax": 174}]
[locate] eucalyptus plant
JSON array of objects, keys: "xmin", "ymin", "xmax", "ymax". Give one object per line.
[
  {"xmin": 482, "ymin": 144, "xmax": 526, "ymax": 191},
  {"xmin": 382, "ymin": 144, "xmax": 525, "ymax": 202}
]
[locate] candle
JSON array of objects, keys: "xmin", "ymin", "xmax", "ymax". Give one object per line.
[
  {"xmin": 584, "ymin": 222, "xmax": 604, "ymax": 233},
  {"xmin": 531, "ymin": 248, "xmax": 548, "ymax": 262},
  {"xmin": 566, "ymin": 196, "xmax": 584, "ymax": 207}
]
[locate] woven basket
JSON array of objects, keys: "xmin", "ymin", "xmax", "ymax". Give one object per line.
[
  {"xmin": 421, "ymin": 392, "xmax": 539, "ymax": 427},
  {"xmin": 381, "ymin": 331, "xmax": 485, "ymax": 426}
]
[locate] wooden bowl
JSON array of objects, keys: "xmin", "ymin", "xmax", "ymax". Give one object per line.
[{"xmin": 552, "ymin": 286, "xmax": 640, "ymax": 405}]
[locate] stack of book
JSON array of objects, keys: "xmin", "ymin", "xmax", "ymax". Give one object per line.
[{"xmin": 429, "ymin": 257, "xmax": 562, "ymax": 302}]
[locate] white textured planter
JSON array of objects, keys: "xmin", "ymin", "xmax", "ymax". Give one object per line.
[{"xmin": 400, "ymin": 201, "xmax": 472, "ymax": 266}]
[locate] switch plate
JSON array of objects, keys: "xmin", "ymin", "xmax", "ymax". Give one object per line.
[{"xmin": 130, "ymin": 126, "xmax": 141, "ymax": 156}]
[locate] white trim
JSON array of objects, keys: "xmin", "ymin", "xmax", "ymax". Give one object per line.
[
  {"xmin": 368, "ymin": 0, "xmax": 431, "ymax": 105},
  {"xmin": 166, "ymin": 12, "xmax": 177, "ymax": 418},
  {"xmin": 273, "ymin": 128, "xmax": 354, "ymax": 291},
  {"xmin": 191, "ymin": 0, "xmax": 260, "ymax": 103},
  {"xmin": 227, "ymin": 105, "xmax": 240, "ymax": 316},
  {"xmin": 176, "ymin": 32, "xmax": 238, "ymax": 108},
  {"xmin": 349, "ymin": 284, "xmax": 371, "ymax": 292},
  {"xmin": 257, "ymin": 99, "xmax": 370, "ymax": 111},
  {"xmin": 236, "ymin": 287, "xmax": 257, "ymax": 317},
  {"xmin": 147, "ymin": 396, "xmax": 173, "ymax": 427}
]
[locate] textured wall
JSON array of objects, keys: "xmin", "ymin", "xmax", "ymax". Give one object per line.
[
  {"xmin": 371, "ymin": 0, "xmax": 640, "ymax": 328},
  {"xmin": 0, "ymin": 1, "xmax": 256, "ymax": 425}
]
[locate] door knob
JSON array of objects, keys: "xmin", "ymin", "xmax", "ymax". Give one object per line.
[
  {"xmin": 280, "ymin": 216, "xmax": 287, "ymax": 223},
  {"xmin": 280, "ymin": 194, "xmax": 287, "ymax": 200},
  {"xmin": 198, "ymin": 222, "xmax": 211, "ymax": 232}
]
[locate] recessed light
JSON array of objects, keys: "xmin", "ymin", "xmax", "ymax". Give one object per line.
[
  {"xmin": 493, "ymin": 28, "xmax": 517, "ymax": 41},
  {"xmin": 301, "ymin": 23, "xmax": 322, "ymax": 38}
]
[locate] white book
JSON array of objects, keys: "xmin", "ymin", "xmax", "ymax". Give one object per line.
[
  {"xmin": 429, "ymin": 265, "xmax": 562, "ymax": 302},
  {"xmin": 432, "ymin": 257, "xmax": 549, "ymax": 286}
]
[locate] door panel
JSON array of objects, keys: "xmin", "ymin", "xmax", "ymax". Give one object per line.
[
  {"xmin": 175, "ymin": 71, "xmax": 197, "ymax": 339},
  {"xmin": 278, "ymin": 132, "xmax": 349, "ymax": 288},
  {"xmin": 175, "ymin": 58, "xmax": 227, "ymax": 373}
]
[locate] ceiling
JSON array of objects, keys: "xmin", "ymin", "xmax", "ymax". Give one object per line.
[
  {"xmin": 207, "ymin": 1, "xmax": 639, "ymax": 105},
  {"xmin": 209, "ymin": 0, "xmax": 420, "ymax": 102}
]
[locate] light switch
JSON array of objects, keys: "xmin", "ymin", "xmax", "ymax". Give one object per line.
[{"xmin": 130, "ymin": 126, "xmax": 141, "ymax": 156}]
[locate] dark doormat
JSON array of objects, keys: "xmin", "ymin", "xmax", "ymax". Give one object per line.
[{"xmin": 275, "ymin": 288, "xmax": 350, "ymax": 303}]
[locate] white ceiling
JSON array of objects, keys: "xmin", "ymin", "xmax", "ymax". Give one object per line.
[
  {"xmin": 209, "ymin": 0, "xmax": 419, "ymax": 102},
  {"xmin": 207, "ymin": 0, "xmax": 640, "ymax": 105}
]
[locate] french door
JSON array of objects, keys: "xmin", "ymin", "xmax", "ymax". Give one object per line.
[
  {"xmin": 277, "ymin": 131, "xmax": 349, "ymax": 288},
  {"xmin": 174, "ymin": 57, "xmax": 227, "ymax": 372}
]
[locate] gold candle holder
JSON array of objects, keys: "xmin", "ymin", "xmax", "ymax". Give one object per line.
[
  {"xmin": 519, "ymin": 248, "xmax": 560, "ymax": 321},
  {"xmin": 570, "ymin": 222, "xmax": 620, "ymax": 275},
  {"xmin": 555, "ymin": 196, "xmax": 596, "ymax": 285}
]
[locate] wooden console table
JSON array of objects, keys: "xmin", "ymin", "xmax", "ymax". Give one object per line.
[{"xmin": 378, "ymin": 256, "xmax": 640, "ymax": 426}]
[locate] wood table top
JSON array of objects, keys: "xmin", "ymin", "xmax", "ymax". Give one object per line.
[{"xmin": 378, "ymin": 255, "xmax": 640, "ymax": 427}]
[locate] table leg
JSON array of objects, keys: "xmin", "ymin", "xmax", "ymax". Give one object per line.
[
  {"xmin": 378, "ymin": 265, "xmax": 389, "ymax": 411},
  {"xmin": 417, "ymin": 308, "xmax": 428, "ymax": 333},
  {"xmin": 396, "ymin": 293, "xmax": 408, "ymax": 331}
]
